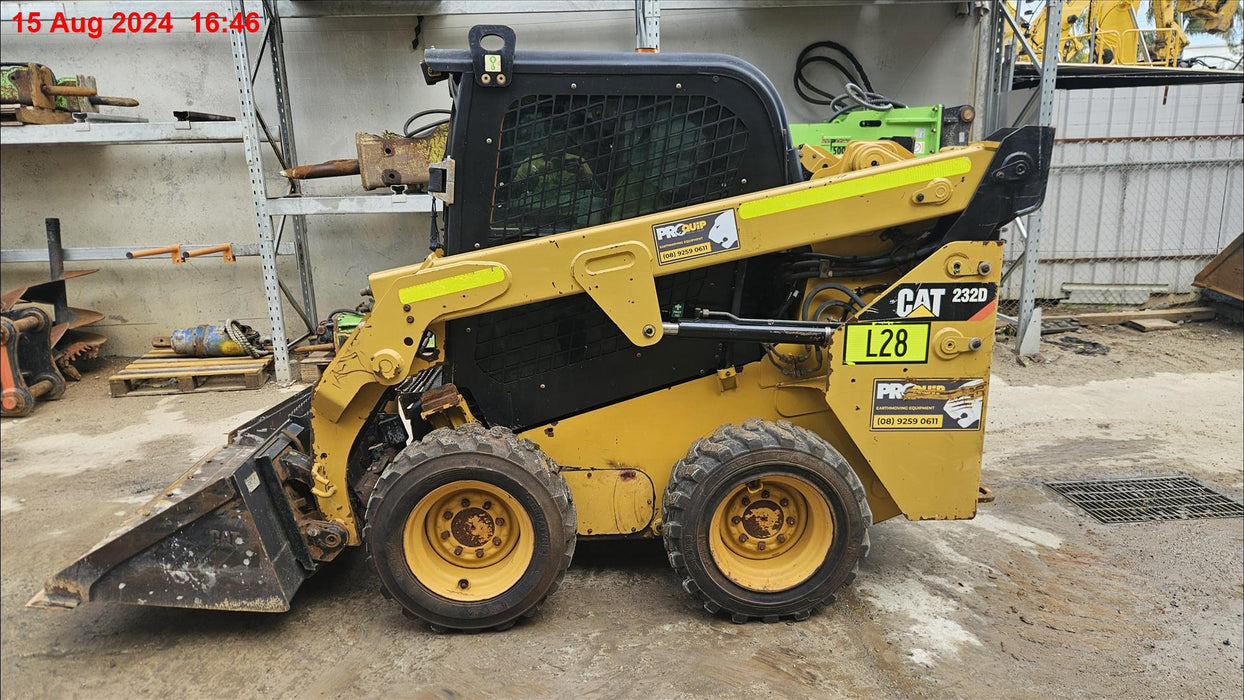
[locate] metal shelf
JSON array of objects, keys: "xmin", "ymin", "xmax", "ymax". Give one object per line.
[
  {"xmin": 1, "ymin": 243, "xmax": 294, "ymax": 264},
  {"xmin": 265, "ymin": 194, "xmax": 433, "ymax": 216},
  {"xmin": 0, "ymin": 121, "xmax": 249, "ymax": 146}
]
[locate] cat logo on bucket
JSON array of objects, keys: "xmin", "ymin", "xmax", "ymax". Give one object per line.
[{"xmin": 652, "ymin": 210, "xmax": 741, "ymax": 265}]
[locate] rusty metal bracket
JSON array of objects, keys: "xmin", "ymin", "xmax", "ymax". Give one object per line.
[
  {"xmin": 357, "ymin": 127, "xmax": 448, "ymax": 190},
  {"xmin": 2, "ymin": 63, "xmax": 137, "ymax": 124},
  {"xmin": 1, "ymin": 307, "xmax": 67, "ymax": 417},
  {"xmin": 419, "ymin": 383, "xmax": 477, "ymax": 429}
]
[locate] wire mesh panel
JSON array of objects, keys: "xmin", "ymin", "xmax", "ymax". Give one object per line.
[
  {"xmin": 1003, "ymin": 83, "xmax": 1244, "ymax": 311},
  {"xmin": 1046, "ymin": 475, "xmax": 1244, "ymax": 524},
  {"xmin": 491, "ymin": 93, "xmax": 750, "ymax": 245},
  {"xmin": 469, "ymin": 267, "xmax": 718, "ymax": 385}
]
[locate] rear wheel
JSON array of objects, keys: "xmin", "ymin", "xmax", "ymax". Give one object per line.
[
  {"xmin": 662, "ymin": 419, "xmax": 871, "ymax": 623},
  {"xmin": 365, "ymin": 423, "xmax": 575, "ymax": 631}
]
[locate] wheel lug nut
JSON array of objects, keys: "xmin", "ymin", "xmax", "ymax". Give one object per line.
[
  {"xmin": 786, "ymin": 516, "xmax": 796, "ymax": 526},
  {"xmin": 780, "ymin": 498, "xmax": 789, "ymax": 507},
  {"xmin": 440, "ymin": 531, "xmax": 450, "ymax": 540},
  {"xmin": 731, "ymin": 515, "xmax": 742, "ymax": 524},
  {"xmin": 757, "ymin": 541, "xmax": 766, "ymax": 551},
  {"xmin": 777, "ymin": 534, "xmax": 787, "ymax": 544},
  {"xmin": 496, "ymin": 517, "xmax": 506, "ymax": 526},
  {"xmin": 458, "ymin": 579, "xmax": 470, "ymax": 589},
  {"xmin": 483, "ymin": 500, "xmax": 492, "ymax": 510},
  {"xmin": 738, "ymin": 534, "xmax": 748, "ymax": 543},
  {"xmin": 475, "ymin": 548, "xmax": 485, "ymax": 558},
  {"xmin": 747, "ymin": 480, "xmax": 761, "ymax": 490},
  {"xmin": 761, "ymin": 490, "xmax": 770, "ymax": 499},
  {"xmin": 741, "ymin": 496, "xmax": 750, "ymax": 506},
  {"xmin": 460, "ymin": 498, "xmax": 470, "ymax": 507},
  {"xmin": 443, "ymin": 511, "xmax": 453, "ymax": 520},
  {"xmin": 492, "ymin": 537, "xmax": 502, "ymax": 546},
  {"xmin": 454, "ymin": 546, "xmax": 463, "ymax": 555}
]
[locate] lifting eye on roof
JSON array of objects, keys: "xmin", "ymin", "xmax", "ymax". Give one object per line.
[{"xmin": 468, "ymin": 25, "xmax": 516, "ymax": 89}]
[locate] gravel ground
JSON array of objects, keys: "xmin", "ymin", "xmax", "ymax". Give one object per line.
[{"xmin": 2, "ymin": 321, "xmax": 1241, "ymax": 698}]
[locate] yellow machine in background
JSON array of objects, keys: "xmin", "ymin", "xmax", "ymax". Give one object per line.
[
  {"xmin": 31, "ymin": 28, "xmax": 1055, "ymax": 632},
  {"xmin": 1178, "ymin": 0, "xmax": 1243, "ymax": 32},
  {"xmin": 1013, "ymin": 0, "xmax": 1239, "ymax": 67}
]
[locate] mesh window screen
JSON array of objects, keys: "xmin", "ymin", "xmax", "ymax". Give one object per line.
[
  {"xmin": 471, "ymin": 269, "xmax": 717, "ymax": 385},
  {"xmin": 491, "ymin": 93, "xmax": 750, "ymax": 244}
]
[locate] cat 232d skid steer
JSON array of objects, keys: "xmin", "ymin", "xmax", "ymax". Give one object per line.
[{"xmin": 30, "ymin": 27, "xmax": 1053, "ymax": 631}]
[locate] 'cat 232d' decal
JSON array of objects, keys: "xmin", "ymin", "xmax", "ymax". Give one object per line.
[{"xmin": 858, "ymin": 283, "xmax": 997, "ymax": 322}]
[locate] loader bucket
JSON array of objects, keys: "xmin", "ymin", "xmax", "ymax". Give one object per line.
[{"xmin": 28, "ymin": 389, "xmax": 319, "ymax": 612}]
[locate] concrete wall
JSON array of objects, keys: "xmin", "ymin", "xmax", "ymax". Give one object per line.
[{"xmin": 0, "ymin": 4, "xmax": 984, "ymax": 355}]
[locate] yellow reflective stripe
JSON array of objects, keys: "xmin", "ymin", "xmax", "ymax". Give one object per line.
[
  {"xmin": 737, "ymin": 156, "xmax": 973, "ymax": 220},
  {"xmin": 398, "ymin": 266, "xmax": 506, "ymax": 304}
]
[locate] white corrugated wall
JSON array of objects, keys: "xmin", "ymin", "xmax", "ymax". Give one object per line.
[{"xmin": 1003, "ymin": 82, "xmax": 1244, "ymax": 303}]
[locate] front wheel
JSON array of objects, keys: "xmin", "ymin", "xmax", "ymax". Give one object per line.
[
  {"xmin": 662, "ymin": 419, "xmax": 871, "ymax": 623},
  {"xmin": 364, "ymin": 424, "xmax": 575, "ymax": 632}
]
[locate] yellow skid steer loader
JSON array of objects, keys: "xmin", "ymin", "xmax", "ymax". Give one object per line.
[{"xmin": 31, "ymin": 26, "xmax": 1053, "ymax": 631}]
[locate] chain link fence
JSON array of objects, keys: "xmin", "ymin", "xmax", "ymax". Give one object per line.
[{"xmin": 1001, "ymin": 83, "xmax": 1243, "ymax": 315}]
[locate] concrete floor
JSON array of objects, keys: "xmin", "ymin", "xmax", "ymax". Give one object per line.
[{"xmin": 2, "ymin": 323, "xmax": 1242, "ymax": 698}]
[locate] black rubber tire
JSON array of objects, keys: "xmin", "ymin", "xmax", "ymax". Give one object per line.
[
  {"xmin": 662, "ymin": 419, "xmax": 872, "ymax": 623},
  {"xmin": 364, "ymin": 423, "xmax": 576, "ymax": 632}
]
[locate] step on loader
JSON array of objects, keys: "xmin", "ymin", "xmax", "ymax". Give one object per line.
[{"xmin": 30, "ymin": 27, "xmax": 1053, "ymax": 631}]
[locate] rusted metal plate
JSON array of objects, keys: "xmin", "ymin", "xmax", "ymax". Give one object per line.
[
  {"xmin": 1194, "ymin": 233, "xmax": 1243, "ymax": 302},
  {"xmin": 356, "ymin": 125, "xmax": 448, "ymax": 190},
  {"xmin": 1, "ymin": 270, "xmax": 97, "ymax": 311}
]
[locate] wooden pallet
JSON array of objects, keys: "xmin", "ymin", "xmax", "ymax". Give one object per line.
[
  {"xmin": 297, "ymin": 350, "xmax": 334, "ymax": 383},
  {"xmin": 109, "ymin": 349, "xmax": 271, "ymax": 397}
]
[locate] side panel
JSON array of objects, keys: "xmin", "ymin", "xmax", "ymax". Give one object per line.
[
  {"xmin": 825, "ymin": 240, "xmax": 1004, "ymax": 520},
  {"xmin": 517, "ymin": 362, "xmax": 902, "ymax": 535}
]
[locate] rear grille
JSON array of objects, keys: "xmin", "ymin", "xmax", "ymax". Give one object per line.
[
  {"xmin": 491, "ymin": 93, "xmax": 749, "ymax": 245},
  {"xmin": 1045, "ymin": 475, "xmax": 1244, "ymax": 524}
]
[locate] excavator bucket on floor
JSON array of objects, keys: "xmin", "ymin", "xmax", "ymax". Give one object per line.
[{"xmin": 28, "ymin": 390, "xmax": 324, "ymax": 611}]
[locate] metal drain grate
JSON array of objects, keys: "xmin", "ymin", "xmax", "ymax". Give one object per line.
[{"xmin": 1045, "ymin": 476, "xmax": 1244, "ymax": 524}]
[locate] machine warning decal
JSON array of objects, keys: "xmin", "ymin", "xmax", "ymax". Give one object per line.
[
  {"xmin": 871, "ymin": 378, "xmax": 985, "ymax": 431},
  {"xmin": 842, "ymin": 322, "xmax": 929, "ymax": 365},
  {"xmin": 859, "ymin": 283, "xmax": 997, "ymax": 322},
  {"xmin": 652, "ymin": 210, "xmax": 740, "ymax": 265}
]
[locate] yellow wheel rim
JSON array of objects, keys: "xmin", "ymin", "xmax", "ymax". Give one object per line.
[
  {"xmin": 403, "ymin": 480, "xmax": 535, "ymax": 602},
  {"xmin": 708, "ymin": 475, "xmax": 834, "ymax": 593}
]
